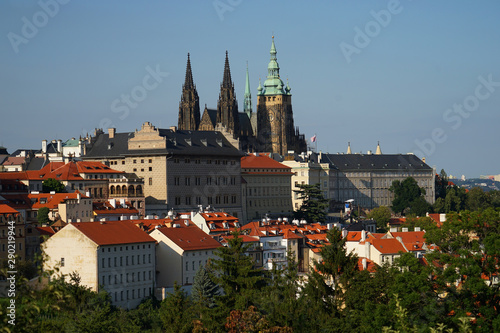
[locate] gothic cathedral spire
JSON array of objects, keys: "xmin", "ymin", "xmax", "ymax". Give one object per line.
[
  {"xmin": 178, "ymin": 53, "xmax": 200, "ymax": 131},
  {"xmin": 217, "ymin": 51, "xmax": 240, "ymax": 139},
  {"xmin": 244, "ymin": 62, "xmax": 252, "ymax": 117}
]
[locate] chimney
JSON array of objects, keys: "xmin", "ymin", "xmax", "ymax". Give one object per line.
[
  {"xmin": 57, "ymin": 140, "xmax": 62, "ymax": 153},
  {"xmin": 361, "ymin": 230, "xmax": 366, "ymax": 241},
  {"xmin": 109, "ymin": 198, "xmax": 116, "ymax": 208},
  {"xmin": 362, "ymin": 258, "xmax": 367, "ymax": 270},
  {"xmin": 108, "ymin": 128, "xmax": 116, "ymax": 139},
  {"xmin": 42, "ymin": 140, "xmax": 47, "ymax": 153}
]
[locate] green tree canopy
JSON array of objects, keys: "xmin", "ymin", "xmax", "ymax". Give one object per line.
[
  {"xmin": 390, "ymin": 177, "xmax": 430, "ymax": 216},
  {"xmin": 293, "ymin": 183, "xmax": 329, "ymax": 223},
  {"xmin": 42, "ymin": 178, "xmax": 66, "ymax": 193},
  {"xmin": 367, "ymin": 206, "xmax": 391, "ymax": 232},
  {"xmin": 37, "ymin": 206, "xmax": 51, "ymax": 225}
]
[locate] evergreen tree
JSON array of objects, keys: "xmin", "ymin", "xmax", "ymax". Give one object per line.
[
  {"xmin": 293, "ymin": 183, "xmax": 329, "ymax": 223},
  {"xmin": 159, "ymin": 283, "xmax": 194, "ymax": 333},
  {"xmin": 191, "ymin": 265, "xmax": 220, "ymax": 319}
]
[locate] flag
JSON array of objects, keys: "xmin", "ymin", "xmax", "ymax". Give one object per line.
[{"xmin": 310, "ymin": 135, "xmax": 316, "ymax": 143}]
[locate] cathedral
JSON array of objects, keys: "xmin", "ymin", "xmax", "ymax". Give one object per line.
[{"xmin": 178, "ymin": 37, "xmax": 307, "ymax": 155}]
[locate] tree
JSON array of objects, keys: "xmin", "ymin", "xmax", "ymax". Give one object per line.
[
  {"xmin": 42, "ymin": 178, "xmax": 66, "ymax": 193},
  {"xmin": 293, "ymin": 183, "xmax": 329, "ymax": 223},
  {"xmin": 435, "ymin": 169, "xmax": 449, "ymax": 200},
  {"xmin": 367, "ymin": 206, "xmax": 391, "ymax": 231},
  {"xmin": 390, "ymin": 177, "xmax": 430, "ymax": 216},
  {"xmin": 466, "ymin": 187, "xmax": 490, "ymax": 211},
  {"xmin": 443, "ymin": 186, "xmax": 466, "ymax": 213},
  {"xmin": 424, "ymin": 208, "xmax": 500, "ymax": 331},
  {"xmin": 191, "ymin": 265, "xmax": 220, "ymax": 319},
  {"xmin": 37, "ymin": 206, "xmax": 51, "ymax": 225},
  {"xmin": 159, "ymin": 283, "xmax": 194, "ymax": 333}
]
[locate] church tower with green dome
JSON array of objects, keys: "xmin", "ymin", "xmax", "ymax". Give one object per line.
[{"xmin": 257, "ymin": 37, "xmax": 306, "ymax": 155}]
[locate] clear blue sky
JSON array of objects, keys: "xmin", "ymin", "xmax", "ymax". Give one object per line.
[{"xmin": 1, "ymin": 0, "xmax": 499, "ymax": 178}]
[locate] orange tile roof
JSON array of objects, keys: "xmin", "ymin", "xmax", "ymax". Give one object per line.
[
  {"xmin": 199, "ymin": 212, "xmax": 238, "ymax": 222},
  {"xmin": 2, "ymin": 157, "xmax": 26, "ymax": 166},
  {"xmin": 358, "ymin": 257, "xmax": 377, "ymax": 272},
  {"xmin": 70, "ymin": 220, "xmax": 155, "ymax": 245},
  {"xmin": 368, "ymin": 238, "xmax": 407, "ymax": 254},
  {"xmin": 93, "ymin": 201, "xmax": 139, "ymax": 215},
  {"xmin": 29, "ymin": 191, "xmax": 89, "ymax": 209},
  {"xmin": 19, "ymin": 161, "xmax": 124, "ymax": 182},
  {"xmin": 156, "ymin": 226, "xmax": 222, "ymax": 251},
  {"xmin": 282, "ymin": 229, "xmax": 304, "ymax": 240},
  {"xmin": 0, "ymin": 204, "xmax": 19, "ymax": 214},
  {"xmin": 346, "ymin": 231, "xmax": 363, "ymax": 242},
  {"xmin": 241, "ymin": 154, "xmax": 291, "ymax": 170},
  {"xmin": 391, "ymin": 231, "xmax": 427, "ymax": 252}
]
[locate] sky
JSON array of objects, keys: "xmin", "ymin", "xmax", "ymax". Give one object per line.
[{"xmin": 1, "ymin": 0, "xmax": 499, "ymax": 179}]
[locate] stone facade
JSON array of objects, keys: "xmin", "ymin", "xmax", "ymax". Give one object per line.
[{"xmin": 83, "ymin": 123, "xmax": 244, "ymax": 218}]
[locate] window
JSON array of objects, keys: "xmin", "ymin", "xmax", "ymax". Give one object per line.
[
  {"xmin": 174, "ymin": 177, "xmax": 180, "ymax": 186},
  {"xmin": 102, "ymin": 258, "xmax": 105, "ymax": 268},
  {"xmin": 149, "ymin": 167, "xmax": 152, "ymax": 171},
  {"xmin": 61, "ymin": 258, "xmax": 65, "ymax": 267},
  {"xmin": 122, "ymin": 161, "xmax": 125, "ymax": 165},
  {"xmin": 175, "ymin": 196, "xmax": 181, "ymax": 205},
  {"xmin": 149, "ymin": 254, "xmax": 151, "ymax": 263},
  {"xmin": 174, "ymin": 158, "xmax": 179, "ymax": 163},
  {"xmin": 149, "ymin": 178, "xmax": 152, "ymax": 186},
  {"xmin": 186, "ymin": 261, "xmax": 188, "ymax": 271},
  {"xmin": 185, "ymin": 196, "xmax": 191, "ymax": 205},
  {"xmin": 185, "ymin": 158, "xmax": 190, "ymax": 163},
  {"xmin": 192, "ymin": 261, "xmax": 195, "ymax": 270},
  {"xmin": 133, "ymin": 160, "xmax": 136, "ymax": 164},
  {"xmin": 126, "ymin": 256, "xmax": 129, "ymax": 265},
  {"xmin": 185, "ymin": 177, "xmax": 190, "ymax": 186},
  {"xmin": 149, "ymin": 159, "xmax": 152, "ymax": 163},
  {"xmin": 108, "ymin": 258, "xmax": 111, "ymax": 267},
  {"xmin": 141, "ymin": 159, "xmax": 144, "ymax": 163},
  {"xmin": 195, "ymin": 177, "xmax": 201, "ymax": 186}
]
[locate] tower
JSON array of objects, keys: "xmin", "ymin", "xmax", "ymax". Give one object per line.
[
  {"xmin": 243, "ymin": 62, "xmax": 252, "ymax": 117},
  {"xmin": 216, "ymin": 51, "xmax": 240, "ymax": 139},
  {"xmin": 178, "ymin": 53, "xmax": 200, "ymax": 131},
  {"xmin": 257, "ymin": 37, "xmax": 304, "ymax": 155}
]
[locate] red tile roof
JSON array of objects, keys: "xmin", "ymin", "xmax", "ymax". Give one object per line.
[
  {"xmin": 156, "ymin": 226, "xmax": 222, "ymax": 251},
  {"xmin": 70, "ymin": 220, "xmax": 155, "ymax": 246},
  {"xmin": 241, "ymin": 154, "xmax": 292, "ymax": 171},
  {"xmin": 2, "ymin": 157, "xmax": 26, "ymax": 166},
  {"xmin": 36, "ymin": 226, "xmax": 56, "ymax": 236},
  {"xmin": 390, "ymin": 231, "xmax": 427, "ymax": 252},
  {"xmin": 93, "ymin": 201, "xmax": 139, "ymax": 215},
  {"xmin": 368, "ymin": 238, "xmax": 407, "ymax": 254},
  {"xmin": 29, "ymin": 191, "xmax": 89, "ymax": 209},
  {"xmin": 358, "ymin": 257, "xmax": 377, "ymax": 272},
  {"xmin": 0, "ymin": 204, "xmax": 19, "ymax": 214}
]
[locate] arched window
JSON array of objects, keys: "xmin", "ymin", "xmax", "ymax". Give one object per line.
[
  {"xmin": 116, "ymin": 186, "xmax": 121, "ymax": 195},
  {"xmin": 136, "ymin": 185, "xmax": 142, "ymax": 195},
  {"xmin": 128, "ymin": 185, "xmax": 134, "ymax": 196},
  {"xmin": 122, "ymin": 185, "xmax": 127, "ymax": 194},
  {"xmin": 110, "ymin": 186, "xmax": 115, "ymax": 195}
]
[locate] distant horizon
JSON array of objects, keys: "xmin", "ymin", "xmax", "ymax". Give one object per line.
[{"xmin": 1, "ymin": 1, "xmax": 500, "ymax": 179}]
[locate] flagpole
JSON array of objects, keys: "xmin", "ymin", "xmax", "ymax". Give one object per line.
[{"xmin": 315, "ymin": 133, "xmax": 317, "ymax": 153}]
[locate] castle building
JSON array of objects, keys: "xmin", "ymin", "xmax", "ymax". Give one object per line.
[{"xmin": 179, "ymin": 37, "xmax": 307, "ymax": 155}]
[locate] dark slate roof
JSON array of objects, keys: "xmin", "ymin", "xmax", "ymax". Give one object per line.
[
  {"xmin": 26, "ymin": 157, "xmax": 49, "ymax": 170},
  {"xmin": 238, "ymin": 112, "xmax": 252, "ymax": 135},
  {"xmin": 83, "ymin": 129, "xmax": 243, "ymax": 159},
  {"xmin": 321, "ymin": 154, "xmax": 431, "ymax": 172},
  {"xmin": 205, "ymin": 108, "xmax": 217, "ymax": 127}
]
